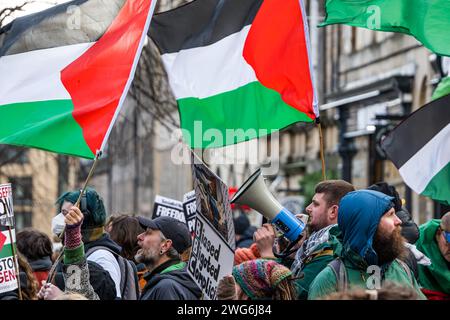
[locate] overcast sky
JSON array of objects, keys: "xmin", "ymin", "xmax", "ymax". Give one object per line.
[{"xmin": 1, "ymin": 0, "xmax": 69, "ymax": 25}]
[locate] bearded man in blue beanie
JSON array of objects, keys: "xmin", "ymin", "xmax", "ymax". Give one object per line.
[{"xmin": 308, "ymin": 190, "xmax": 426, "ymax": 300}]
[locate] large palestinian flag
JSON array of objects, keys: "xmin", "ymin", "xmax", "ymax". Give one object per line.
[
  {"xmin": 381, "ymin": 94, "xmax": 450, "ymax": 205},
  {"xmin": 150, "ymin": 0, "xmax": 318, "ymax": 148},
  {"xmin": 0, "ymin": 0, "xmax": 156, "ymax": 159}
]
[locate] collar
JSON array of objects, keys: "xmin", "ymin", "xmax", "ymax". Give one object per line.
[{"xmin": 144, "ymin": 258, "xmax": 181, "ymax": 281}]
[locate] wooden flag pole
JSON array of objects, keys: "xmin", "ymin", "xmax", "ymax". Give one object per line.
[
  {"xmin": 316, "ymin": 118, "xmax": 327, "ymax": 181},
  {"xmin": 46, "ymin": 151, "xmax": 102, "ymax": 284},
  {"xmin": 8, "ymin": 226, "xmax": 22, "ymax": 300}
]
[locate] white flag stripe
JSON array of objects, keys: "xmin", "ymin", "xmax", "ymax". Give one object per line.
[
  {"xmin": 1, "ymin": 230, "xmax": 16, "ymax": 244},
  {"xmin": 0, "ymin": 42, "xmax": 93, "ymax": 106},
  {"xmin": 399, "ymin": 123, "xmax": 450, "ymax": 193},
  {"xmin": 161, "ymin": 25, "xmax": 258, "ymax": 100}
]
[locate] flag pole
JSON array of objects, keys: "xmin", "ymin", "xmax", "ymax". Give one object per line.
[
  {"xmin": 8, "ymin": 226, "xmax": 22, "ymax": 300},
  {"xmin": 316, "ymin": 117, "xmax": 327, "ymax": 181},
  {"xmin": 46, "ymin": 151, "xmax": 102, "ymax": 284}
]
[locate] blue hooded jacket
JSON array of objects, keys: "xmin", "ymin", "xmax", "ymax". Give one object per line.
[{"xmin": 338, "ymin": 190, "xmax": 394, "ymax": 266}]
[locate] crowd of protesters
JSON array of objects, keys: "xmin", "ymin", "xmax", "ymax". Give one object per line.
[{"xmin": 0, "ymin": 181, "xmax": 448, "ymax": 300}]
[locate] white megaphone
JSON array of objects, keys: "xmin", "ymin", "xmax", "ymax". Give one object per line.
[{"xmin": 231, "ymin": 169, "xmax": 305, "ymax": 242}]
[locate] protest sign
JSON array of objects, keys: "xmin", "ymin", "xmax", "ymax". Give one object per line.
[
  {"xmin": 152, "ymin": 195, "xmax": 185, "ymax": 223},
  {"xmin": 191, "ymin": 153, "xmax": 235, "ymax": 249},
  {"xmin": 187, "ymin": 214, "xmax": 234, "ymax": 300},
  {"xmin": 0, "ymin": 184, "xmax": 14, "ymax": 227},
  {"xmin": 183, "ymin": 190, "xmax": 197, "ymax": 235},
  {"xmin": 0, "ymin": 227, "xmax": 18, "ymax": 294}
]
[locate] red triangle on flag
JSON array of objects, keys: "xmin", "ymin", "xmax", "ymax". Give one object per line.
[{"xmin": 0, "ymin": 232, "xmax": 6, "ymax": 252}]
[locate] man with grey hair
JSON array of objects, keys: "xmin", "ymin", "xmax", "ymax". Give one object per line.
[{"xmin": 136, "ymin": 216, "xmax": 201, "ymax": 300}]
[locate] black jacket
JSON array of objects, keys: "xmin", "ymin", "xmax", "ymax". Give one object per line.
[{"xmin": 140, "ymin": 260, "xmax": 201, "ymax": 300}]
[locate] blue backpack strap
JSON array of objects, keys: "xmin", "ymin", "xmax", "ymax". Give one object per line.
[{"xmin": 328, "ymin": 257, "xmax": 347, "ymax": 292}]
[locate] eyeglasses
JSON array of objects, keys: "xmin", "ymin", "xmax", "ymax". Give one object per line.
[{"xmin": 444, "ymin": 230, "xmax": 450, "ymax": 244}]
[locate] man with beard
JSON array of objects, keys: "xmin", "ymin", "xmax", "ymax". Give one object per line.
[
  {"xmin": 254, "ymin": 180, "xmax": 355, "ymax": 299},
  {"xmin": 136, "ymin": 216, "xmax": 201, "ymax": 300},
  {"xmin": 415, "ymin": 212, "xmax": 450, "ymax": 300},
  {"xmin": 308, "ymin": 190, "xmax": 426, "ymax": 299}
]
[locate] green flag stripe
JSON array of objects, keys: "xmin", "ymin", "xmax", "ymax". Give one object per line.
[
  {"xmin": 422, "ymin": 162, "xmax": 450, "ymax": 206},
  {"xmin": 321, "ymin": 0, "xmax": 450, "ymax": 57},
  {"xmin": 0, "ymin": 243, "xmax": 15, "ymax": 260},
  {"xmin": 178, "ymin": 81, "xmax": 313, "ymax": 148},
  {"xmin": 0, "ymin": 100, "xmax": 94, "ymax": 158}
]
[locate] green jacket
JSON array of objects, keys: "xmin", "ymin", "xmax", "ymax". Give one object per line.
[
  {"xmin": 308, "ymin": 248, "xmax": 426, "ymax": 300},
  {"xmin": 415, "ymin": 219, "xmax": 450, "ymax": 294},
  {"xmin": 291, "ymin": 225, "xmax": 342, "ymax": 299}
]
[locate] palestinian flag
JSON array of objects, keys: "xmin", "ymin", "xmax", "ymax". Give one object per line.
[
  {"xmin": 321, "ymin": 0, "xmax": 450, "ymax": 57},
  {"xmin": 0, "ymin": 0, "xmax": 157, "ymax": 159},
  {"xmin": 381, "ymin": 94, "xmax": 450, "ymax": 205},
  {"xmin": 150, "ymin": 0, "xmax": 318, "ymax": 148}
]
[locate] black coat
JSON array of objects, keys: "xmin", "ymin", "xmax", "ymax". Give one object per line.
[{"xmin": 140, "ymin": 260, "xmax": 201, "ymax": 300}]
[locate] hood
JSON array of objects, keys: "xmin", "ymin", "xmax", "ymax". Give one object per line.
[
  {"xmin": 146, "ymin": 265, "xmax": 202, "ymax": 298},
  {"xmin": 28, "ymin": 256, "xmax": 52, "ymax": 271},
  {"xmin": 338, "ymin": 190, "xmax": 394, "ymax": 266},
  {"xmin": 84, "ymin": 233, "xmax": 122, "ymax": 255},
  {"xmin": 416, "ymin": 219, "xmax": 450, "ymax": 293}
]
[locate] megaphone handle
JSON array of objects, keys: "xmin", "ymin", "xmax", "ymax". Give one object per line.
[{"xmin": 273, "ymin": 234, "xmax": 303, "ymax": 259}]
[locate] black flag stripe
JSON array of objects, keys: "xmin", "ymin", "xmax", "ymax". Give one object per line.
[
  {"xmin": 381, "ymin": 93, "xmax": 450, "ymax": 168},
  {"xmin": 149, "ymin": 0, "xmax": 263, "ymax": 55}
]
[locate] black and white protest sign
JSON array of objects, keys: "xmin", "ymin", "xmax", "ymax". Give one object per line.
[
  {"xmin": 152, "ymin": 195, "xmax": 185, "ymax": 223},
  {"xmin": 183, "ymin": 190, "xmax": 197, "ymax": 235},
  {"xmin": 0, "ymin": 184, "xmax": 14, "ymax": 227},
  {"xmin": 188, "ymin": 214, "xmax": 234, "ymax": 300}
]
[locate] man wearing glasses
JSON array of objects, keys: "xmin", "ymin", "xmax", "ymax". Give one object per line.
[{"xmin": 416, "ymin": 212, "xmax": 450, "ymax": 300}]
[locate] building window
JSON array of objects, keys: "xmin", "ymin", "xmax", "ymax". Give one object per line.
[
  {"xmin": 0, "ymin": 146, "xmax": 29, "ymax": 164},
  {"xmin": 8, "ymin": 177, "xmax": 32, "ymax": 206},
  {"xmin": 14, "ymin": 211, "xmax": 32, "ymax": 231}
]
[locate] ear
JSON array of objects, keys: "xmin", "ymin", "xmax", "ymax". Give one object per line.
[
  {"xmin": 328, "ymin": 205, "xmax": 338, "ymax": 220},
  {"xmin": 161, "ymin": 239, "xmax": 173, "ymax": 253}
]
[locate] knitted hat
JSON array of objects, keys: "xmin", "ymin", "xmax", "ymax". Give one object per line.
[
  {"xmin": 232, "ymin": 259, "xmax": 292, "ymax": 300},
  {"xmin": 56, "ymin": 188, "xmax": 106, "ymax": 229}
]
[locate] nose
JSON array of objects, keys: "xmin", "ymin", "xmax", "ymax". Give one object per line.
[
  {"xmin": 137, "ymin": 232, "xmax": 145, "ymax": 242},
  {"xmin": 393, "ymin": 213, "xmax": 402, "ymax": 226},
  {"xmin": 306, "ymin": 204, "xmax": 312, "ymax": 214}
]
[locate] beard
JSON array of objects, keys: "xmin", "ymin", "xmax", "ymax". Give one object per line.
[
  {"xmin": 373, "ymin": 226, "xmax": 406, "ymax": 265},
  {"xmin": 135, "ymin": 247, "xmax": 160, "ymax": 271}
]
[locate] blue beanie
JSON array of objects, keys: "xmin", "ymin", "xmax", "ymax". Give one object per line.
[{"xmin": 338, "ymin": 190, "xmax": 394, "ymax": 265}]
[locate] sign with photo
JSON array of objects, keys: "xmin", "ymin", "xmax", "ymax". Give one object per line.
[
  {"xmin": 152, "ymin": 195, "xmax": 185, "ymax": 223},
  {"xmin": 183, "ymin": 190, "xmax": 197, "ymax": 235},
  {"xmin": 0, "ymin": 184, "xmax": 14, "ymax": 227},
  {"xmin": 187, "ymin": 214, "xmax": 234, "ymax": 300},
  {"xmin": 191, "ymin": 152, "xmax": 235, "ymax": 250}
]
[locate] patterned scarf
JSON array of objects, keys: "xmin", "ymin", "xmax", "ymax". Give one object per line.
[{"xmin": 291, "ymin": 224, "xmax": 336, "ymax": 276}]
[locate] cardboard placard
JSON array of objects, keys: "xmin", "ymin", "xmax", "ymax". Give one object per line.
[
  {"xmin": 183, "ymin": 190, "xmax": 197, "ymax": 235},
  {"xmin": 0, "ymin": 184, "xmax": 14, "ymax": 227},
  {"xmin": 0, "ymin": 228, "xmax": 18, "ymax": 294},
  {"xmin": 152, "ymin": 195, "xmax": 185, "ymax": 223},
  {"xmin": 188, "ymin": 214, "xmax": 234, "ymax": 300}
]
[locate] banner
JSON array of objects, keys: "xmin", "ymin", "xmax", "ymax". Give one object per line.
[
  {"xmin": 188, "ymin": 214, "xmax": 234, "ymax": 300},
  {"xmin": 0, "ymin": 227, "xmax": 18, "ymax": 294},
  {"xmin": 191, "ymin": 153, "xmax": 235, "ymax": 249},
  {"xmin": 183, "ymin": 190, "xmax": 197, "ymax": 235},
  {"xmin": 0, "ymin": 184, "xmax": 14, "ymax": 227},
  {"xmin": 152, "ymin": 195, "xmax": 185, "ymax": 223}
]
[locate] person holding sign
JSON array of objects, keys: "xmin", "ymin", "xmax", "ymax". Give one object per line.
[
  {"xmin": 38, "ymin": 205, "xmax": 99, "ymax": 300},
  {"xmin": 136, "ymin": 216, "xmax": 201, "ymax": 300}
]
